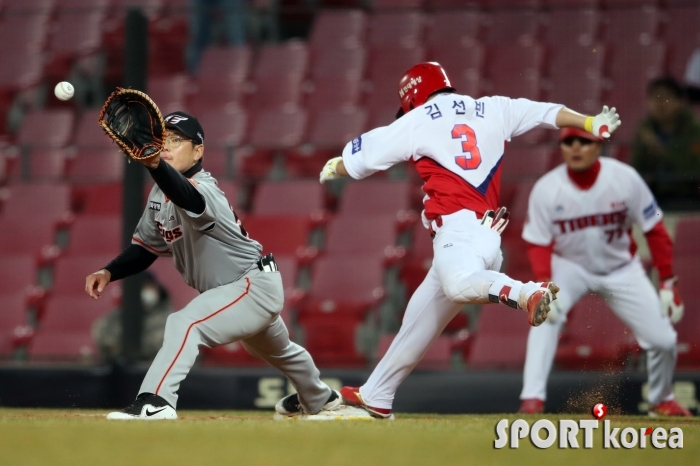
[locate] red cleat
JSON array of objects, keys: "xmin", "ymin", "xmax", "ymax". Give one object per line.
[
  {"xmin": 518, "ymin": 398, "xmax": 545, "ymax": 414},
  {"xmin": 521, "ymin": 282, "xmax": 560, "ymax": 327},
  {"xmin": 649, "ymin": 400, "xmax": 692, "ymax": 417},
  {"xmin": 340, "ymin": 386, "xmax": 393, "ymax": 419}
]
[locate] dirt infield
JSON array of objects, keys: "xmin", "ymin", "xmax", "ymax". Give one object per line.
[{"xmin": 1, "ymin": 409, "xmax": 698, "ymax": 466}]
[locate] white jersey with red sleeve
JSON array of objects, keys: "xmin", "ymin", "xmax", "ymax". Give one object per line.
[
  {"xmin": 341, "ymin": 93, "xmax": 562, "ymax": 222},
  {"xmin": 522, "ymin": 157, "xmax": 663, "ymax": 275}
]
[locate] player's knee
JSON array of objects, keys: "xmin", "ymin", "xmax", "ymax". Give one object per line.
[
  {"xmin": 441, "ymin": 274, "xmax": 471, "ymax": 303},
  {"xmin": 646, "ymin": 329, "xmax": 677, "ymax": 352},
  {"xmin": 163, "ymin": 312, "xmax": 190, "ymax": 338}
]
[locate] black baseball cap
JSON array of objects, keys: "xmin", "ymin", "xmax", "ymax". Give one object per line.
[{"xmin": 164, "ymin": 111, "xmax": 205, "ymax": 145}]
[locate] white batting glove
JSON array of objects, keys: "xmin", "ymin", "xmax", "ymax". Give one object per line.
[
  {"xmin": 585, "ymin": 105, "xmax": 621, "ymax": 139},
  {"xmin": 319, "ymin": 156, "xmax": 342, "ymax": 184},
  {"xmin": 480, "ymin": 207, "xmax": 509, "ymax": 235},
  {"xmin": 659, "ymin": 277, "xmax": 684, "ymax": 324}
]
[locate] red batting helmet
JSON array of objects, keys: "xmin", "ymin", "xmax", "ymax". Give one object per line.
[{"xmin": 398, "ymin": 62, "xmax": 455, "ymax": 116}]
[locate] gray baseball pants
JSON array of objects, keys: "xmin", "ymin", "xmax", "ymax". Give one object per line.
[{"xmin": 139, "ymin": 268, "xmax": 331, "ymax": 413}]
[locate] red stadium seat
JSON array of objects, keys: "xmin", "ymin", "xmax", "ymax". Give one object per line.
[
  {"xmin": 302, "ymin": 256, "xmax": 385, "ymax": 316},
  {"xmin": 298, "ymin": 316, "xmax": 366, "ymax": 367},
  {"xmin": 189, "ymin": 103, "xmax": 247, "ymax": 148},
  {"xmin": 306, "ymin": 107, "xmax": 367, "ymax": 148},
  {"xmin": 64, "ymin": 216, "xmax": 122, "ymax": 255},
  {"xmin": 673, "ymin": 219, "xmax": 700, "ymax": 258},
  {"xmin": 0, "ymin": 213, "xmax": 59, "ymax": 256},
  {"xmin": 372, "ymin": 0, "xmax": 422, "ymax": 10},
  {"xmin": 367, "ymin": 12, "xmax": 424, "ymax": 49},
  {"xmin": 310, "ymin": 47, "xmax": 366, "ymax": 81},
  {"xmin": 608, "ymin": 42, "xmax": 666, "ymax": 141},
  {"xmin": 603, "ymin": 5, "xmax": 660, "ymax": 46},
  {"xmin": 555, "ymin": 294, "xmax": 638, "ymax": 370},
  {"xmin": 338, "ymin": 180, "xmax": 412, "ymax": 217},
  {"xmin": 252, "ymin": 40, "xmax": 308, "ymax": 82},
  {"xmin": 400, "ymin": 222, "xmax": 433, "ymax": 298},
  {"xmin": 486, "ymin": 44, "xmax": 544, "ymax": 100},
  {"xmin": 468, "ymin": 305, "xmax": 530, "ymax": 370},
  {"xmin": 67, "ymin": 148, "xmax": 124, "ymax": 183},
  {"xmin": 29, "ymin": 149, "xmax": 70, "ymax": 181},
  {"xmin": 324, "ymin": 216, "xmax": 400, "ymax": 259},
  {"xmin": 306, "ymin": 78, "xmax": 364, "ymax": 114},
  {"xmin": 251, "ymin": 180, "xmax": 325, "ymax": 216},
  {"xmin": 543, "ymin": 9, "xmax": 600, "ymax": 47},
  {"xmin": 247, "ymin": 107, "xmax": 307, "ymax": 149},
  {"xmin": 501, "ymin": 235, "xmax": 534, "ymax": 283},
  {"xmin": 52, "ymin": 254, "xmax": 116, "ymax": 296},
  {"xmin": 147, "ymin": 74, "xmax": 189, "ymax": 115},
  {"xmin": 426, "ymin": 11, "xmax": 482, "ymax": 49},
  {"xmin": 242, "ymin": 216, "xmax": 312, "ymax": 257},
  {"xmin": 676, "ymin": 298, "xmax": 700, "ymax": 369},
  {"xmin": 309, "ymin": 10, "xmax": 367, "ymax": 51},
  {"xmin": 366, "ymin": 47, "xmax": 426, "ymax": 106},
  {"xmin": 189, "ymin": 47, "xmax": 251, "ymax": 106},
  {"xmin": 0, "ymin": 292, "xmax": 28, "ymax": 356},
  {"xmin": 200, "ymin": 340, "xmax": 266, "ymax": 367},
  {"xmin": 72, "ymin": 183, "xmax": 123, "ymax": 216},
  {"xmin": 429, "ymin": 45, "xmax": 484, "ymax": 99},
  {"xmin": 74, "ymin": 109, "xmax": 114, "ymax": 149},
  {"xmin": 375, "ymin": 334, "xmax": 452, "ymax": 370},
  {"xmin": 28, "ymin": 294, "xmax": 114, "ymax": 359},
  {"xmin": 0, "ymin": 255, "xmax": 36, "ymax": 295},
  {"xmin": 673, "ymin": 257, "xmax": 700, "ymax": 300},
  {"xmin": 18, "ymin": 109, "xmax": 75, "ymax": 149},
  {"xmin": 547, "ymin": 44, "xmax": 605, "ymax": 115},
  {"xmin": 214, "ymin": 181, "xmax": 239, "ymax": 208},
  {"xmin": 1, "ymin": 183, "xmax": 71, "ymax": 220},
  {"xmin": 44, "ymin": 0, "xmax": 109, "ymax": 80},
  {"xmin": 0, "ymin": 4, "xmax": 51, "ymax": 56},
  {"xmin": 148, "ymin": 259, "xmax": 200, "ymax": 311},
  {"xmin": 484, "ymin": 10, "xmax": 542, "ymax": 46},
  {"xmin": 501, "ymin": 146, "xmax": 554, "ymax": 183},
  {"xmin": 665, "ymin": 7, "xmax": 700, "ymax": 79}
]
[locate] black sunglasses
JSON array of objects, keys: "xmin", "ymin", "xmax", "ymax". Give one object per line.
[{"xmin": 561, "ymin": 136, "xmax": 594, "ymax": 146}]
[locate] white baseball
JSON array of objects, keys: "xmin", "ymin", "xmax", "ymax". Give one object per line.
[{"xmin": 54, "ymin": 81, "xmax": 74, "ymax": 101}]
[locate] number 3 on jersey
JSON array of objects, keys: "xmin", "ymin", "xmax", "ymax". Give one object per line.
[{"xmin": 452, "ymin": 124, "xmax": 482, "ymax": 170}]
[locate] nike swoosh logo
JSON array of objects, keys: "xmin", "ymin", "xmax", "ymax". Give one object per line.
[{"xmin": 145, "ymin": 407, "xmax": 167, "ymax": 417}]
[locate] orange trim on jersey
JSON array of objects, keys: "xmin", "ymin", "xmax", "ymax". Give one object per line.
[
  {"xmin": 155, "ymin": 278, "xmax": 252, "ymax": 397},
  {"xmin": 132, "ymin": 237, "xmax": 171, "ymax": 255},
  {"xmin": 188, "ymin": 178, "xmax": 199, "ymax": 187}
]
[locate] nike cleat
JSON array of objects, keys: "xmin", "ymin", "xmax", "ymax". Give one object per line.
[
  {"xmin": 106, "ymin": 393, "xmax": 177, "ymax": 420},
  {"xmin": 340, "ymin": 386, "xmax": 393, "ymax": 419},
  {"xmin": 520, "ymin": 282, "xmax": 560, "ymax": 327},
  {"xmin": 649, "ymin": 400, "xmax": 692, "ymax": 417},
  {"xmin": 275, "ymin": 389, "xmax": 342, "ymax": 417}
]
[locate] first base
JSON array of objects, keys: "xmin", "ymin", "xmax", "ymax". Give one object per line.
[{"xmin": 273, "ymin": 406, "xmax": 389, "ymax": 421}]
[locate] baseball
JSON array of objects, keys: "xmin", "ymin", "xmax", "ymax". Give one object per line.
[{"xmin": 54, "ymin": 81, "xmax": 74, "ymax": 101}]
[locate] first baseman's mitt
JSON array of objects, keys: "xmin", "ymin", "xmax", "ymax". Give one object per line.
[{"xmin": 98, "ymin": 87, "xmax": 165, "ymax": 161}]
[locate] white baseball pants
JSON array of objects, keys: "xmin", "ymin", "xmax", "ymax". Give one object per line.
[
  {"xmin": 359, "ymin": 210, "xmax": 540, "ymax": 410},
  {"xmin": 520, "ymin": 255, "xmax": 678, "ymax": 405},
  {"xmin": 139, "ymin": 268, "xmax": 332, "ymax": 413}
]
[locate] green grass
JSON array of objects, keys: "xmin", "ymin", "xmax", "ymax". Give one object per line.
[{"xmin": 0, "ymin": 409, "xmax": 698, "ymax": 466}]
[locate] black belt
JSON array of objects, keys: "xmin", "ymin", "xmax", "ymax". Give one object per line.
[{"xmin": 256, "ymin": 253, "xmax": 278, "ymax": 273}]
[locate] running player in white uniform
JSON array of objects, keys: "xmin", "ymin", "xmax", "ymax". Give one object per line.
[
  {"xmin": 85, "ymin": 112, "xmax": 343, "ymax": 420},
  {"xmin": 311, "ymin": 62, "xmax": 620, "ymax": 418},
  {"xmin": 519, "ymin": 127, "xmax": 690, "ymax": 417}
]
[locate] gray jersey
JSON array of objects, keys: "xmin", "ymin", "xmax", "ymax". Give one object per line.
[{"xmin": 133, "ymin": 170, "xmax": 262, "ymax": 292}]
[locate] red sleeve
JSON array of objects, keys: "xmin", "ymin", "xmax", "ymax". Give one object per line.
[
  {"xmin": 526, "ymin": 241, "xmax": 553, "ymax": 282},
  {"xmin": 644, "ymin": 221, "xmax": 674, "ymax": 280}
]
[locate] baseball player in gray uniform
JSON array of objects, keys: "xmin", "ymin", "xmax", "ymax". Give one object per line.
[{"xmin": 85, "ymin": 112, "xmax": 340, "ymax": 420}]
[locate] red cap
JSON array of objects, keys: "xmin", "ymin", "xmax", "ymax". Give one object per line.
[
  {"xmin": 559, "ymin": 127, "xmax": 602, "ymax": 143},
  {"xmin": 398, "ymin": 62, "xmax": 455, "ymax": 114}
]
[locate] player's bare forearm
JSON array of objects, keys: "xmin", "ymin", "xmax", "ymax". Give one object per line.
[
  {"xmin": 555, "ymin": 107, "xmax": 588, "ymax": 130},
  {"xmin": 336, "ymin": 159, "xmax": 349, "ymax": 177},
  {"xmin": 555, "ymin": 105, "xmax": 621, "ymax": 138}
]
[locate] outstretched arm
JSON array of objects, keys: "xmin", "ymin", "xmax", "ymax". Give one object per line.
[{"xmin": 555, "ymin": 106, "xmax": 621, "ymax": 138}]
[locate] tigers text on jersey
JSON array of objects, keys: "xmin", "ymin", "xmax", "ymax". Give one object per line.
[
  {"xmin": 341, "ymin": 93, "xmax": 562, "ymax": 221},
  {"xmin": 133, "ymin": 171, "xmax": 262, "ymax": 292},
  {"xmin": 522, "ymin": 157, "xmax": 663, "ymax": 275}
]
